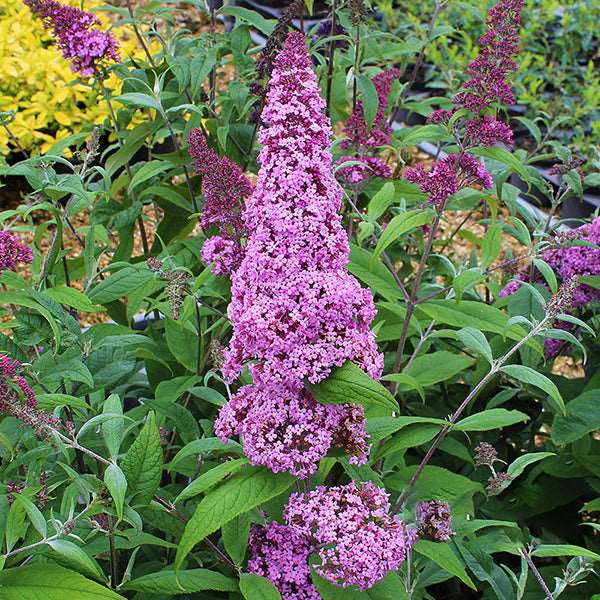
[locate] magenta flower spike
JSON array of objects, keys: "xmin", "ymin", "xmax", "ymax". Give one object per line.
[
  {"xmin": 24, "ymin": 0, "xmax": 120, "ymax": 76},
  {"xmin": 0, "ymin": 231, "xmax": 33, "ymax": 272},
  {"xmin": 214, "ymin": 32, "xmax": 383, "ymax": 478}
]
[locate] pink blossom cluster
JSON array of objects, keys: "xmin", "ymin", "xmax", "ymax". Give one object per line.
[
  {"xmin": 248, "ymin": 522, "xmax": 319, "ymax": 600},
  {"xmin": 0, "ymin": 231, "xmax": 33, "ymax": 272},
  {"xmin": 23, "ymin": 0, "xmax": 120, "ymax": 76},
  {"xmin": 455, "ymin": 0, "xmax": 524, "ymax": 111},
  {"xmin": 215, "ymin": 32, "xmax": 383, "ymax": 478},
  {"xmin": 416, "ymin": 500, "xmax": 454, "ymax": 542},
  {"xmin": 410, "ymin": 0, "xmax": 524, "ymax": 206},
  {"xmin": 249, "ymin": 481, "xmax": 417, "ymax": 596},
  {"xmin": 0, "ymin": 354, "xmax": 58, "ymax": 437},
  {"xmin": 500, "ymin": 217, "xmax": 600, "ymax": 357},
  {"xmin": 337, "ymin": 68, "xmax": 400, "ymax": 184},
  {"xmin": 188, "ymin": 129, "xmax": 253, "ymax": 276}
]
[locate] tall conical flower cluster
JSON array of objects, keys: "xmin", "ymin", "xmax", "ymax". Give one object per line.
[
  {"xmin": 188, "ymin": 130, "xmax": 253, "ymax": 276},
  {"xmin": 23, "ymin": 0, "xmax": 120, "ymax": 76},
  {"xmin": 215, "ymin": 32, "xmax": 383, "ymax": 478},
  {"xmin": 0, "ymin": 231, "xmax": 33, "ymax": 272},
  {"xmin": 410, "ymin": 0, "xmax": 525, "ymax": 207}
]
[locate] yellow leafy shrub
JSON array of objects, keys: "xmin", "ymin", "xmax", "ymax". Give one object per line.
[{"xmin": 0, "ymin": 0, "xmax": 149, "ymax": 155}]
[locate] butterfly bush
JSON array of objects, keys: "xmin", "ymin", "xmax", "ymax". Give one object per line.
[
  {"xmin": 337, "ymin": 68, "xmax": 400, "ymax": 184},
  {"xmin": 0, "ymin": 355, "xmax": 58, "ymax": 438},
  {"xmin": 215, "ymin": 32, "xmax": 383, "ymax": 478},
  {"xmin": 249, "ymin": 481, "xmax": 416, "ymax": 595},
  {"xmin": 0, "ymin": 231, "xmax": 33, "ymax": 272},
  {"xmin": 500, "ymin": 217, "xmax": 600, "ymax": 356},
  {"xmin": 188, "ymin": 129, "xmax": 253, "ymax": 276},
  {"xmin": 23, "ymin": 0, "xmax": 120, "ymax": 76},
  {"xmin": 407, "ymin": 0, "xmax": 525, "ymax": 206}
]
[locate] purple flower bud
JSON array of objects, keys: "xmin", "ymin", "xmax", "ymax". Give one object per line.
[
  {"xmin": 23, "ymin": 0, "xmax": 120, "ymax": 76},
  {"xmin": 0, "ymin": 231, "xmax": 32, "ymax": 272},
  {"xmin": 416, "ymin": 500, "xmax": 454, "ymax": 542}
]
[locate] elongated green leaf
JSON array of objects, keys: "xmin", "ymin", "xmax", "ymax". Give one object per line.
[
  {"xmin": 176, "ymin": 458, "xmax": 249, "ymax": 503},
  {"xmin": 104, "ymin": 463, "xmax": 127, "ymax": 520},
  {"xmin": 175, "ymin": 466, "xmax": 295, "ymax": 568},
  {"xmin": 309, "ymin": 361, "xmax": 398, "ymax": 412},
  {"xmin": 552, "ymin": 391, "xmax": 600, "ymax": 445},
  {"xmin": 219, "ymin": 6, "xmax": 276, "ymax": 34},
  {"xmin": 367, "ymin": 181, "xmax": 396, "ymax": 223},
  {"xmin": 88, "ymin": 267, "xmax": 153, "ymax": 304},
  {"xmin": 373, "ymin": 210, "xmax": 433, "ymax": 259},
  {"xmin": 0, "ymin": 565, "xmax": 126, "ymax": 599},
  {"xmin": 380, "ymin": 373, "xmax": 425, "ymax": 401},
  {"xmin": 357, "ymin": 75, "xmax": 379, "ymax": 130},
  {"xmin": 122, "ymin": 569, "xmax": 238, "ymax": 594},
  {"xmin": 47, "ymin": 539, "xmax": 106, "ymax": 582},
  {"xmin": 14, "ymin": 493, "xmax": 46, "ymax": 538},
  {"xmin": 532, "ymin": 544, "xmax": 600, "ymax": 561},
  {"xmin": 128, "ymin": 161, "xmax": 173, "ymax": 194},
  {"xmin": 472, "ymin": 146, "xmax": 530, "ymax": 183},
  {"xmin": 405, "ymin": 351, "xmax": 475, "ymax": 387},
  {"xmin": 414, "ymin": 540, "xmax": 476, "ymax": 589},
  {"xmin": 102, "ymin": 394, "xmax": 124, "ymax": 460},
  {"xmin": 455, "ymin": 409, "xmax": 529, "ymax": 432},
  {"xmin": 500, "ymin": 365, "xmax": 565, "ymax": 415},
  {"xmin": 239, "ymin": 573, "xmax": 282, "ymax": 600},
  {"xmin": 456, "ymin": 327, "xmax": 493, "ymax": 364},
  {"xmin": 121, "ymin": 412, "xmax": 163, "ymax": 504},
  {"xmin": 44, "ymin": 286, "xmax": 101, "ymax": 313}
]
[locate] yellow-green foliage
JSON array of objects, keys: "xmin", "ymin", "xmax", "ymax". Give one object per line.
[{"xmin": 0, "ymin": 0, "xmax": 144, "ymax": 154}]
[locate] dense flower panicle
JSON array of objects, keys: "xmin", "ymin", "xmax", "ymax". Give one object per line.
[
  {"xmin": 342, "ymin": 68, "xmax": 400, "ymax": 151},
  {"xmin": 188, "ymin": 129, "xmax": 253, "ymax": 276},
  {"xmin": 337, "ymin": 155, "xmax": 392, "ymax": 184},
  {"xmin": 405, "ymin": 161, "xmax": 459, "ymax": 207},
  {"xmin": 0, "ymin": 354, "xmax": 58, "ymax": 437},
  {"xmin": 23, "ymin": 0, "xmax": 120, "ymax": 76},
  {"xmin": 416, "ymin": 500, "xmax": 454, "ymax": 542},
  {"xmin": 427, "ymin": 108, "xmax": 455, "ymax": 125},
  {"xmin": 0, "ymin": 231, "xmax": 33, "ymax": 272},
  {"xmin": 465, "ymin": 116, "xmax": 514, "ymax": 148},
  {"xmin": 248, "ymin": 523, "xmax": 320, "ymax": 600},
  {"xmin": 445, "ymin": 153, "xmax": 494, "ymax": 189},
  {"xmin": 215, "ymin": 384, "xmax": 370, "ymax": 478},
  {"xmin": 455, "ymin": 0, "xmax": 524, "ymax": 111},
  {"xmin": 284, "ymin": 481, "xmax": 417, "ymax": 590},
  {"xmin": 188, "ymin": 129, "xmax": 252, "ymax": 237},
  {"xmin": 218, "ymin": 32, "xmax": 383, "ymax": 477}
]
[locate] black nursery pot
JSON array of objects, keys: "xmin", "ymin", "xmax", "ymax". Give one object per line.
[
  {"xmin": 509, "ymin": 162, "xmax": 556, "ymax": 210},
  {"xmin": 393, "ymin": 91, "xmax": 430, "ymax": 127},
  {"xmin": 561, "ymin": 194, "xmax": 599, "ymax": 225}
]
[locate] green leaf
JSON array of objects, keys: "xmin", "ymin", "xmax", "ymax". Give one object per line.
[
  {"xmin": 417, "ymin": 300, "xmax": 540, "ymax": 351},
  {"xmin": 379, "ymin": 373, "xmax": 425, "ymax": 401},
  {"xmin": 0, "ymin": 565, "xmax": 126, "ymax": 599},
  {"xmin": 44, "ymin": 286, "xmax": 101, "ymax": 313},
  {"xmin": 367, "ymin": 181, "xmax": 395, "ymax": 223},
  {"xmin": 500, "ymin": 365, "xmax": 566, "ymax": 415},
  {"xmin": 88, "ymin": 267, "xmax": 153, "ymax": 304},
  {"xmin": 472, "ymin": 146, "xmax": 530, "ymax": 184},
  {"xmin": 366, "ymin": 416, "xmax": 448, "ymax": 441},
  {"xmin": 219, "ymin": 6, "xmax": 276, "ymax": 34},
  {"xmin": 348, "ymin": 245, "xmax": 403, "ymax": 302},
  {"xmin": 122, "ymin": 569, "xmax": 238, "ymax": 594},
  {"xmin": 102, "ymin": 394, "xmax": 124, "ymax": 460},
  {"xmin": 128, "ymin": 161, "xmax": 173, "ymax": 194},
  {"xmin": 312, "ymin": 570, "xmax": 409, "ymax": 600},
  {"xmin": 239, "ymin": 573, "xmax": 282, "ymax": 600},
  {"xmin": 357, "ymin": 75, "xmax": 379, "ymax": 130},
  {"xmin": 532, "ymin": 544, "xmax": 600, "ymax": 562},
  {"xmin": 506, "ymin": 452, "xmax": 555, "ymax": 479},
  {"xmin": 308, "ymin": 361, "xmax": 398, "ymax": 412},
  {"xmin": 373, "ymin": 209, "xmax": 433, "ymax": 259},
  {"xmin": 453, "ymin": 270, "xmax": 483, "ymax": 303},
  {"xmin": 176, "ymin": 458, "xmax": 249, "ymax": 503},
  {"xmin": 414, "ymin": 540, "xmax": 476, "ymax": 589},
  {"xmin": 115, "ymin": 92, "xmax": 161, "ymax": 111},
  {"xmin": 175, "ymin": 466, "xmax": 295, "ymax": 568},
  {"xmin": 104, "ymin": 463, "xmax": 127, "ymax": 520},
  {"xmin": 121, "ymin": 412, "xmax": 163, "ymax": 504},
  {"xmin": 404, "ymin": 351, "xmax": 475, "ymax": 387},
  {"xmin": 552, "ymin": 391, "xmax": 600, "ymax": 445},
  {"xmin": 47, "ymin": 539, "xmax": 106, "ymax": 582},
  {"xmin": 456, "ymin": 327, "xmax": 493, "ymax": 364},
  {"xmin": 532, "ymin": 258, "xmax": 558, "ymax": 294},
  {"xmin": 165, "ymin": 318, "xmax": 198, "ymax": 372},
  {"xmin": 168, "ymin": 438, "xmax": 243, "ymax": 471},
  {"xmin": 481, "ymin": 223, "xmax": 503, "ymax": 269},
  {"xmin": 14, "ymin": 493, "xmax": 46, "ymax": 538},
  {"xmin": 455, "ymin": 409, "xmax": 529, "ymax": 432}
]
